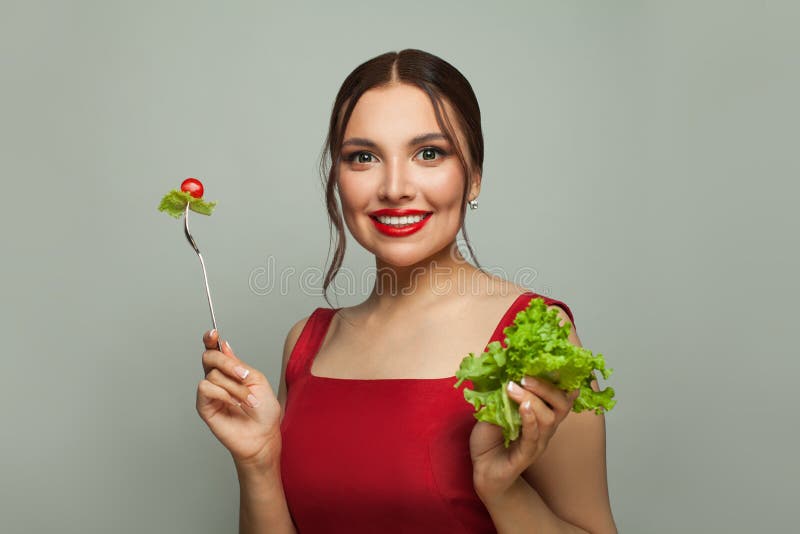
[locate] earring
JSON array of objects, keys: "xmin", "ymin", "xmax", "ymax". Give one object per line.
[{"xmin": 468, "ymin": 199, "xmax": 479, "ymax": 210}]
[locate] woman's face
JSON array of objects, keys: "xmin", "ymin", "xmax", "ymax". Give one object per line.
[{"xmin": 337, "ymin": 83, "xmax": 480, "ymax": 268}]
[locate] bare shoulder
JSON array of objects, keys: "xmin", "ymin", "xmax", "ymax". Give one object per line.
[
  {"xmin": 283, "ymin": 315, "xmax": 311, "ymax": 356},
  {"xmin": 480, "ymin": 280, "xmax": 574, "ymax": 321},
  {"xmin": 482, "ymin": 275, "xmax": 528, "ymax": 299},
  {"xmin": 277, "ymin": 314, "xmax": 312, "ymax": 422},
  {"xmin": 462, "ymin": 280, "xmax": 530, "ymax": 326}
]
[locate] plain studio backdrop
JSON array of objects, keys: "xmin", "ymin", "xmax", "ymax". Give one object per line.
[{"xmin": 1, "ymin": 1, "xmax": 797, "ymax": 533}]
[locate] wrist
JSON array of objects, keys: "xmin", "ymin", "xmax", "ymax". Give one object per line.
[
  {"xmin": 475, "ymin": 475, "xmax": 528, "ymax": 508},
  {"xmin": 233, "ymin": 432, "xmax": 283, "ymax": 475},
  {"xmin": 234, "ymin": 452, "xmax": 281, "ymax": 480}
]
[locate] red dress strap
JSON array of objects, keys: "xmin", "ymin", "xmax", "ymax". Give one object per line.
[
  {"xmin": 284, "ymin": 307, "xmax": 339, "ymax": 386},
  {"xmin": 486, "ymin": 292, "xmax": 576, "ymax": 350}
]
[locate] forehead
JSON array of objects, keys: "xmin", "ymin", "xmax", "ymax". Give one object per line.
[{"xmin": 343, "ymin": 83, "xmax": 454, "ymax": 140}]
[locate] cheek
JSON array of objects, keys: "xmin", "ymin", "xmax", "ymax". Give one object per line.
[
  {"xmin": 336, "ymin": 173, "xmax": 366, "ymax": 207},
  {"xmin": 336, "ymin": 174, "xmax": 373, "ymax": 231},
  {"xmin": 424, "ymin": 166, "xmax": 466, "ymax": 207}
]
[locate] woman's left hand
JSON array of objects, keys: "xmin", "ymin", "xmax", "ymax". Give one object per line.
[{"xmin": 469, "ymin": 376, "xmax": 580, "ymax": 501}]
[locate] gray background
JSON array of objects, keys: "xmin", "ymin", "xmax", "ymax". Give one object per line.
[{"xmin": 2, "ymin": 1, "xmax": 797, "ymax": 532}]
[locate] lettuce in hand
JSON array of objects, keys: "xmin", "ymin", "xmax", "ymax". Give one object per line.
[{"xmin": 454, "ymin": 297, "xmax": 615, "ymax": 447}]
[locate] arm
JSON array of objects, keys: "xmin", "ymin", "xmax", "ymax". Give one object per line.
[
  {"xmin": 476, "ymin": 306, "xmax": 617, "ymax": 534},
  {"xmin": 478, "ymin": 477, "xmax": 591, "ymax": 533},
  {"xmin": 236, "ymin": 461, "xmax": 297, "ymax": 534},
  {"xmin": 236, "ymin": 316, "xmax": 308, "ymax": 534},
  {"xmin": 522, "ymin": 306, "xmax": 616, "ymax": 533}
]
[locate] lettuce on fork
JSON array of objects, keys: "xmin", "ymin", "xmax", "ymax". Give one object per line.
[
  {"xmin": 454, "ymin": 297, "xmax": 616, "ymax": 448},
  {"xmin": 158, "ymin": 189, "xmax": 217, "ymax": 218}
]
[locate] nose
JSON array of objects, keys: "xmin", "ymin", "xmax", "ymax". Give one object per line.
[{"xmin": 377, "ymin": 156, "xmax": 416, "ymax": 203}]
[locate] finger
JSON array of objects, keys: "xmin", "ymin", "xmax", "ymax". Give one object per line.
[
  {"xmin": 521, "ymin": 376, "xmax": 573, "ymax": 416},
  {"xmin": 507, "ymin": 381, "xmax": 556, "ymax": 429},
  {"xmin": 202, "ymin": 348, "xmax": 255, "ymax": 385},
  {"xmin": 509, "ymin": 397, "xmax": 542, "ymax": 468},
  {"xmin": 202, "ymin": 337, "xmax": 241, "ymax": 371},
  {"xmin": 197, "ymin": 378, "xmax": 243, "ymax": 411},
  {"xmin": 220, "ymin": 339, "xmax": 237, "ymax": 359},
  {"xmin": 203, "ymin": 329, "xmax": 219, "ymax": 350},
  {"xmin": 206, "ymin": 368, "xmax": 258, "ymax": 408},
  {"xmin": 201, "ymin": 336, "xmax": 239, "ymax": 376},
  {"xmin": 522, "ymin": 392, "xmax": 556, "ymax": 431},
  {"xmin": 520, "ymin": 398, "xmax": 541, "ymax": 442}
]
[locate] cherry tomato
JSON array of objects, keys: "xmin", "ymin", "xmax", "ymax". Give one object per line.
[{"xmin": 180, "ymin": 177, "xmax": 204, "ymax": 199}]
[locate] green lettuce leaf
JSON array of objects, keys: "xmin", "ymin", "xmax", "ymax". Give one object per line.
[
  {"xmin": 158, "ymin": 189, "xmax": 217, "ymax": 218},
  {"xmin": 455, "ymin": 296, "xmax": 616, "ymax": 448}
]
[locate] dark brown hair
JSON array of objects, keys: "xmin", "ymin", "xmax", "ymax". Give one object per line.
[{"xmin": 319, "ymin": 49, "xmax": 485, "ymax": 307}]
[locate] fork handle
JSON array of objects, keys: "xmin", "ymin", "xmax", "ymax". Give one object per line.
[
  {"xmin": 195, "ymin": 250, "xmax": 221, "ymax": 348},
  {"xmin": 184, "ymin": 202, "xmax": 223, "ymax": 353}
]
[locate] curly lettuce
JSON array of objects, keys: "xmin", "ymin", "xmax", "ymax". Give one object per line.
[
  {"xmin": 454, "ymin": 297, "xmax": 615, "ymax": 447},
  {"xmin": 158, "ymin": 189, "xmax": 217, "ymax": 218}
]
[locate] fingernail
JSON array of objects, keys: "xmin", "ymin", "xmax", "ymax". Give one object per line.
[
  {"xmin": 519, "ymin": 375, "xmax": 536, "ymax": 388},
  {"xmin": 210, "ymin": 329, "xmax": 217, "ymax": 338},
  {"xmin": 247, "ymin": 394, "xmax": 260, "ymax": 408},
  {"xmin": 507, "ymin": 381, "xmax": 523, "ymax": 395},
  {"xmin": 234, "ymin": 366, "xmax": 250, "ymax": 380},
  {"xmin": 522, "ymin": 399, "xmax": 532, "ymax": 412}
]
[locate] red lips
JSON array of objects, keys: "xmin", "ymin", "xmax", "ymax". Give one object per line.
[
  {"xmin": 370, "ymin": 208, "xmax": 431, "ymax": 217},
  {"xmin": 369, "ymin": 209, "xmax": 433, "ymax": 237}
]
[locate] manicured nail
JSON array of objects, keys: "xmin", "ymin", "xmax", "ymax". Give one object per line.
[
  {"xmin": 507, "ymin": 381, "xmax": 523, "ymax": 395},
  {"xmin": 522, "ymin": 399, "xmax": 532, "ymax": 412},
  {"xmin": 210, "ymin": 329, "xmax": 217, "ymax": 338},
  {"xmin": 522, "ymin": 376, "xmax": 539, "ymax": 388},
  {"xmin": 247, "ymin": 394, "xmax": 260, "ymax": 408},
  {"xmin": 234, "ymin": 366, "xmax": 249, "ymax": 380}
]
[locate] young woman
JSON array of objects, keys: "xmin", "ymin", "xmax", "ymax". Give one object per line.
[{"xmin": 196, "ymin": 49, "xmax": 616, "ymax": 534}]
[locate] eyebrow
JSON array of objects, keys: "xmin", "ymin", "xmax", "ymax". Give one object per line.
[{"xmin": 341, "ymin": 132, "xmax": 448, "ymax": 149}]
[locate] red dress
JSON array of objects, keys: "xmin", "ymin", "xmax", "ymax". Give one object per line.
[{"xmin": 280, "ymin": 291, "xmax": 575, "ymax": 533}]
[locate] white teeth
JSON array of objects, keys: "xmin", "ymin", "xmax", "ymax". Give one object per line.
[{"xmin": 376, "ymin": 214, "xmax": 427, "ymax": 226}]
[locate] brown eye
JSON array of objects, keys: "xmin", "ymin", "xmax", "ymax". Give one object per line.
[
  {"xmin": 346, "ymin": 152, "xmax": 375, "ymax": 164},
  {"xmin": 417, "ymin": 147, "xmax": 446, "ymax": 161}
]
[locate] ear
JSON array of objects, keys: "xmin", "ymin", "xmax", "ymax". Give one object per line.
[{"xmin": 467, "ymin": 169, "xmax": 481, "ymax": 202}]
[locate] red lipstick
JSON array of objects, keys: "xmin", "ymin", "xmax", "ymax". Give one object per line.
[{"xmin": 369, "ymin": 209, "xmax": 432, "ymax": 237}]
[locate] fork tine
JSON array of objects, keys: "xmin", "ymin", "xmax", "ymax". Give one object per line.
[
  {"xmin": 184, "ymin": 202, "xmax": 200, "ymax": 254},
  {"xmin": 183, "ymin": 202, "xmax": 222, "ymax": 352}
]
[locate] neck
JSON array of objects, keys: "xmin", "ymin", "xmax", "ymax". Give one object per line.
[{"xmin": 364, "ymin": 241, "xmax": 494, "ymax": 310}]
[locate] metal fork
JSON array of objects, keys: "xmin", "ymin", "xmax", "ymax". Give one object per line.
[{"xmin": 184, "ymin": 202, "xmax": 223, "ymax": 352}]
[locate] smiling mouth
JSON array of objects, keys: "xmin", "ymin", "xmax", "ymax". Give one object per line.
[{"xmin": 369, "ymin": 213, "xmax": 432, "ymax": 228}]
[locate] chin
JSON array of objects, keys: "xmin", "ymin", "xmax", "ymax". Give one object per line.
[{"xmin": 373, "ymin": 247, "xmax": 434, "ymax": 269}]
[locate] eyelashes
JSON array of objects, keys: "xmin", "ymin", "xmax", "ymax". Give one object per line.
[
  {"xmin": 343, "ymin": 146, "xmax": 449, "ymax": 165},
  {"xmin": 344, "ymin": 151, "xmax": 374, "ymax": 164},
  {"xmin": 417, "ymin": 147, "xmax": 449, "ymax": 161}
]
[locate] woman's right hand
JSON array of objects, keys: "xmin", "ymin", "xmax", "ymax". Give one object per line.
[{"xmin": 196, "ymin": 330, "xmax": 282, "ymax": 469}]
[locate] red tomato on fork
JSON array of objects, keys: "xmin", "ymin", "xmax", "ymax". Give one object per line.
[{"xmin": 181, "ymin": 177, "xmax": 204, "ymax": 199}]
